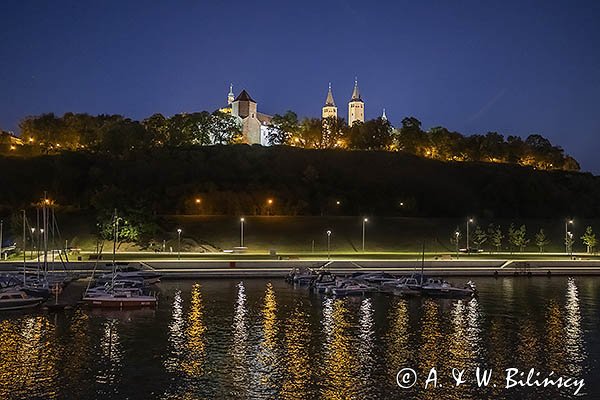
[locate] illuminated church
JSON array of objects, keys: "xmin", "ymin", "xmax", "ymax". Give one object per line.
[
  {"xmin": 322, "ymin": 79, "xmax": 365, "ymax": 126},
  {"xmin": 220, "ymin": 85, "xmax": 272, "ymax": 145}
]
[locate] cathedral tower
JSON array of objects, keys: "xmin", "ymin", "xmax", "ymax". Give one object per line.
[
  {"xmin": 227, "ymin": 83, "xmax": 235, "ymax": 105},
  {"xmin": 322, "ymin": 83, "xmax": 338, "ymax": 119},
  {"xmin": 348, "ymin": 78, "xmax": 364, "ymax": 126}
]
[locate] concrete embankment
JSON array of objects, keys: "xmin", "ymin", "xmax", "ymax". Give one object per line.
[{"xmin": 3, "ymin": 258, "xmax": 600, "ymax": 278}]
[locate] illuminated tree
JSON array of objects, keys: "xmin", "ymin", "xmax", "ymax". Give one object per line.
[
  {"xmin": 581, "ymin": 226, "xmax": 596, "ymax": 253},
  {"xmin": 534, "ymin": 228, "xmax": 551, "ymax": 253}
]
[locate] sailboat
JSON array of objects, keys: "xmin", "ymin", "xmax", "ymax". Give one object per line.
[{"xmin": 83, "ymin": 210, "xmax": 157, "ymax": 308}]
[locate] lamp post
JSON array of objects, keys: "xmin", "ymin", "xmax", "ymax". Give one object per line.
[
  {"xmin": 326, "ymin": 230, "xmax": 332, "ymax": 259},
  {"xmin": 266, "ymin": 199, "xmax": 273, "ymax": 215},
  {"xmin": 240, "ymin": 218, "xmax": 245, "ymax": 247},
  {"xmin": 177, "ymin": 228, "xmax": 182, "ymax": 260},
  {"xmin": 568, "ymin": 232, "xmax": 574, "ymax": 257},
  {"xmin": 466, "ymin": 218, "xmax": 474, "ymax": 252},
  {"xmin": 455, "ymin": 231, "xmax": 460, "ymax": 258},
  {"xmin": 0, "ymin": 219, "xmax": 3, "ymax": 261},
  {"xmin": 565, "ymin": 219, "xmax": 573, "ymax": 254},
  {"xmin": 362, "ymin": 218, "xmax": 368, "ymax": 252}
]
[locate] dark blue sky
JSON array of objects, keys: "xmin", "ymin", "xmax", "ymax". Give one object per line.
[{"xmin": 1, "ymin": 1, "xmax": 599, "ymax": 171}]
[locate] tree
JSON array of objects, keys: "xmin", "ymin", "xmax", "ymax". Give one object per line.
[
  {"xmin": 268, "ymin": 111, "xmax": 299, "ymax": 146},
  {"xmin": 488, "ymin": 224, "xmax": 503, "ymax": 253},
  {"xmin": 534, "ymin": 228, "xmax": 551, "ymax": 253},
  {"xmin": 565, "ymin": 232, "xmax": 575, "ymax": 254},
  {"xmin": 450, "ymin": 228, "xmax": 461, "ymax": 255},
  {"xmin": 346, "ymin": 118, "xmax": 393, "ymax": 150},
  {"xmin": 508, "ymin": 224, "xmax": 529, "ymax": 252},
  {"xmin": 209, "ymin": 111, "xmax": 242, "ymax": 144},
  {"xmin": 581, "ymin": 226, "xmax": 597, "ymax": 253},
  {"xmin": 472, "ymin": 225, "xmax": 488, "ymax": 250}
]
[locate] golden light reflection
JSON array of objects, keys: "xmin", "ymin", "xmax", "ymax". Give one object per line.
[
  {"xmin": 517, "ymin": 317, "xmax": 539, "ymax": 367},
  {"xmin": 182, "ymin": 284, "xmax": 206, "ymax": 377},
  {"xmin": 386, "ymin": 299, "xmax": 410, "ymax": 380},
  {"xmin": 419, "ymin": 299, "xmax": 444, "ymax": 400},
  {"xmin": 545, "ymin": 299, "xmax": 563, "ymax": 372},
  {"xmin": 281, "ymin": 307, "xmax": 312, "ymax": 400},
  {"xmin": 321, "ymin": 299, "xmax": 358, "ymax": 400},
  {"xmin": 253, "ymin": 282, "xmax": 281, "ymax": 396},
  {"xmin": 0, "ymin": 316, "xmax": 59, "ymax": 399}
]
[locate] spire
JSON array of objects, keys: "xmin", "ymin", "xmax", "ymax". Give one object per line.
[
  {"xmin": 381, "ymin": 108, "xmax": 387, "ymax": 120},
  {"xmin": 325, "ymin": 82, "xmax": 335, "ymax": 106},
  {"xmin": 227, "ymin": 83, "xmax": 234, "ymax": 105},
  {"xmin": 351, "ymin": 77, "xmax": 362, "ymax": 101}
]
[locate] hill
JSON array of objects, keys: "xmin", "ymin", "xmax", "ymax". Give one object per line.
[{"xmin": 0, "ymin": 145, "xmax": 598, "ymax": 219}]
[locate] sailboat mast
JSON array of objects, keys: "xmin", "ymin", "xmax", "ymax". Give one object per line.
[
  {"xmin": 22, "ymin": 210, "xmax": 26, "ymax": 284},
  {"xmin": 420, "ymin": 243, "xmax": 425, "ymax": 285},
  {"xmin": 112, "ymin": 209, "xmax": 118, "ymax": 288}
]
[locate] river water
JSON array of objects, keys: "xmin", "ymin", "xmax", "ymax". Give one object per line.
[{"xmin": 0, "ymin": 276, "xmax": 597, "ymax": 399}]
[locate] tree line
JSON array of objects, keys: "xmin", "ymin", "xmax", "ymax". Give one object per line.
[
  {"xmin": 18, "ymin": 111, "xmax": 242, "ymax": 154},
  {"xmin": 268, "ymin": 112, "xmax": 579, "ymax": 171},
  {"xmin": 456, "ymin": 224, "xmax": 597, "ymax": 253},
  {"xmin": 14, "ymin": 110, "xmax": 579, "ymax": 171}
]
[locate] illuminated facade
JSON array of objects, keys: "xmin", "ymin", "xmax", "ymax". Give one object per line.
[
  {"xmin": 322, "ymin": 83, "xmax": 337, "ymax": 119},
  {"xmin": 222, "ymin": 85, "xmax": 273, "ymax": 145},
  {"xmin": 348, "ymin": 78, "xmax": 364, "ymax": 126}
]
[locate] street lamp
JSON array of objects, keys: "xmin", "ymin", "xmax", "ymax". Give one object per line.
[
  {"xmin": 466, "ymin": 218, "xmax": 474, "ymax": 252},
  {"xmin": 326, "ymin": 230, "xmax": 332, "ymax": 259},
  {"xmin": 568, "ymin": 232, "xmax": 574, "ymax": 257},
  {"xmin": 362, "ymin": 218, "xmax": 368, "ymax": 252},
  {"xmin": 240, "ymin": 218, "xmax": 245, "ymax": 247},
  {"xmin": 0, "ymin": 219, "xmax": 3, "ymax": 261},
  {"xmin": 266, "ymin": 199, "xmax": 273, "ymax": 215},
  {"xmin": 565, "ymin": 219, "xmax": 574, "ymax": 254},
  {"xmin": 455, "ymin": 231, "xmax": 460, "ymax": 258},
  {"xmin": 177, "ymin": 228, "xmax": 182, "ymax": 260}
]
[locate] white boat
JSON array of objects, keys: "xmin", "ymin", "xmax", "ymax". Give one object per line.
[
  {"xmin": 97, "ymin": 265, "xmax": 161, "ymax": 285},
  {"xmin": 83, "ymin": 210, "xmax": 158, "ymax": 309},
  {"xmin": 330, "ymin": 281, "xmax": 375, "ymax": 296},
  {"xmin": 0, "ymin": 290, "xmax": 44, "ymax": 311},
  {"xmin": 420, "ymin": 278, "xmax": 477, "ymax": 298},
  {"xmin": 82, "ymin": 291, "xmax": 157, "ymax": 308}
]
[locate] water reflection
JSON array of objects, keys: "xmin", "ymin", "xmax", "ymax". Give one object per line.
[
  {"xmin": 321, "ymin": 299, "xmax": 358, "ymax": 400},
  {"xmin": 357, "ymin": 298, "xmax": 375, "ymax": 398},
  {"xmin": 386, "ymin": 298, "xmax": 410, "ymax": 380},
  {"xmin": 0, "ymin": 277, "xmax": 597, "ymax": 399},
  {"xmin": 0, "ymin": 316, "xmax": 59, "ymax": 399},
  {"xmin": 281, "ymin": 306, "xmax": 312, "ymax": 400},
  {"xmin": 230, "ymin": 281, "xmax": 249, "ymax": 397},
  {"xmin": 251, "ymin": 282, "xmax": 281, "ymax": 398},
  {"xmin": 564, "ymin": 277, "xmax": 585, "ymax": 376},
  {"xmin": 96, "ymin": 319, "xmax": 122, "ymax": 388}
]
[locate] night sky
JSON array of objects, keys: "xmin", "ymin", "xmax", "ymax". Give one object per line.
[{"xmin": 1, "ymin": 1, "xmax": 599, "ymax": 172}]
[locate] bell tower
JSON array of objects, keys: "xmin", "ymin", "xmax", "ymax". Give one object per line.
[
  {"xmin": 322, "ymin": 83, "xmax": 338, "ymax": 119},
  {"xmin": 348, "ymin": 78, "xmax": 364, "ymax": 126}
]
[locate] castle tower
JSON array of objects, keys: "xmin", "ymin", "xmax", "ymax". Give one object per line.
[
  {"xmin": 348, "ymin": 78, "xmax": 364, "ymax": 126},
  {"xmin": 381, "ymin": 108, "xmax": 387, "ymax": 120},
  {"xmin": 322, "ymin": 83, "xmax": 338, "ymax": 119},
  {"xmin": 231, "ymin": 89, "xmax": 261, "ymax": 144},
  {"xmin": 227, "ymin": 83, "xmax": 235, "ymax": 105}
]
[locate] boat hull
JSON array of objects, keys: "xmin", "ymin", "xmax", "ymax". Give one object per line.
[
  {"xmin": 83, "ymin": 297, "xmax": 157, "ymax": 308},
  {"xmin": 0, "ymin": 298, "xmax": 44, "ymax": 311}
]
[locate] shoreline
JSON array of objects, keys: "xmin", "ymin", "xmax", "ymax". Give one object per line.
[{"xmin": 3, "ymin": 258, "xmax": 600, "ymax": 278}]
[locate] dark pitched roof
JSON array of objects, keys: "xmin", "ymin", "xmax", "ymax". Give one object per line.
[{"xmin": 234, "ymin": 89, "xmax": 256, "ymax": 103}]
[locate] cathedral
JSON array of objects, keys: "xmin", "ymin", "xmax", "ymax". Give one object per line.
[
  {"xmin": 321, "ymin": 79, "xmax": 365, "ymax": 126},
  {"xmin": 221, "ymin": 85, "xmax": 272, "ymax": 145}
]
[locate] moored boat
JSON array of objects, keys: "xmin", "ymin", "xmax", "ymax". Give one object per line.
[{"xmin": 0, "ymin": 290, "xmax": 44, "ymax": 311}]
